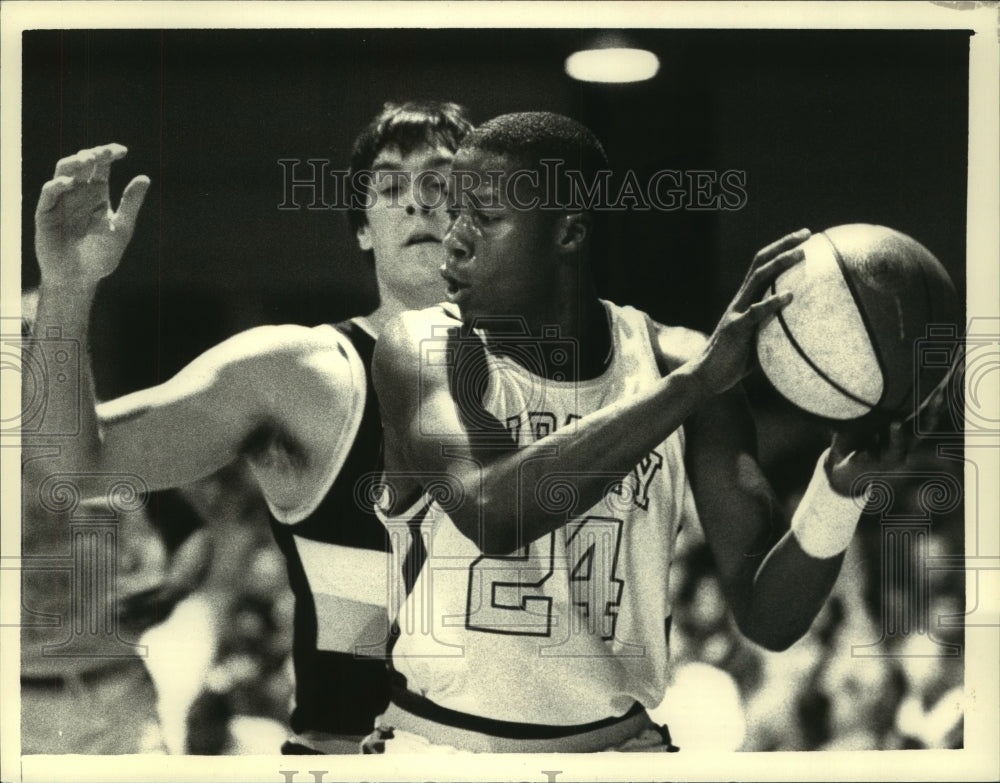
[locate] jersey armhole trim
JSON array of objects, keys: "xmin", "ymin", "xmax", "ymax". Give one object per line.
[
  {"xmin": 374, "ymin": 491, "xmax": 433, "ymax": 526},
  {"xmin": 267, "ymin": 324, "xmax": 368, "ymax": 525}
]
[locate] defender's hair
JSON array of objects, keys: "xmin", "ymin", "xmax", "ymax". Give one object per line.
[{"xmin": 347, "ymin": 101, "xmax": 473, "ymax": 237}]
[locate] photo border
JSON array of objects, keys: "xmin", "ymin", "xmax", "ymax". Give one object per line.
[{"xmin": 2, "ymin": 2, "xmax": 997, "ymax": 782}]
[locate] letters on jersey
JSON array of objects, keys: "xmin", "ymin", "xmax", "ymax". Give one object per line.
[{"xmin": 380, "ymin": 302, "xmax": 700, "ymax": 726}]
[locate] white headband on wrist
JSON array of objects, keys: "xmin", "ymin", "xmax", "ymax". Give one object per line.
[{"xmin": 791, "ymin": 448, "xmax": 871, "ymax": 559}]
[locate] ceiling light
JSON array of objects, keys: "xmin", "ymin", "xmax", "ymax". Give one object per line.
[{"xmin": 565, "ymin": 47, "xmax": 659, "ymax": 84}]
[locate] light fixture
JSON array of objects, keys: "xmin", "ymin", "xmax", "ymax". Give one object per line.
[{"xmin": 565, "ymin": 47, "xmax": 659, "ymax": 84}]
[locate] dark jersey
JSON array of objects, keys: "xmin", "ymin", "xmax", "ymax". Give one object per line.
[{"xmin": 268, "ymin": 319, "xmax": 391, "ymax": 738}]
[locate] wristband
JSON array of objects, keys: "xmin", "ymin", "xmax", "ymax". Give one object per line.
[{"xmin": 790, "ymin": 449, "xmax": 870, "ymax": 559}]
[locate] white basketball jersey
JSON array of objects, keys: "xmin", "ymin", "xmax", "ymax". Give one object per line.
[{"xmin": 381, "ymin": 301, "xmax": 700, "ymax": 726}]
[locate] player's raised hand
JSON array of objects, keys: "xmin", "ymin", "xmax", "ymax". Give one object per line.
[
  {"xmin": 824, "ymin": 364, "xmax": 958, "ymax": 496},
  {"xmin": 34, "ymin": 143, "xmax": 150, "ymax": 286},
  {"xmin": 691, "ymin": 228, "xmax": 811, "ymax": 394}
]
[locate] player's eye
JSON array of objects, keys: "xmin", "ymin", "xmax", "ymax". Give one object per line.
[
  {"xmin": 376, "ymin": 180, "xmax": 399, "ymax": 196},
  {"xmin": 373, "ymin": 172, "xmax": 409, "ymax": 197},
  {"xmin": 421, "ymin": 178, "xmax": 445, "ymax": 197}
]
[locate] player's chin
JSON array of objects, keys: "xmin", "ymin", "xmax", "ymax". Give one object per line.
[
  {"xmin": 403, "ymin": 242, "xmax": 448, "ymax": 269},
  {"xmin": 444, "ymin": 280, "xmax": 473, "ymax": 309},
  {"xmin": 400, "ymin": 271, "xmax": 451, "ymax": 309}
]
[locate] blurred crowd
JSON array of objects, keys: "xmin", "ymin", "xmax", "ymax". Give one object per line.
[
  {"xmin": 658, "ymin": 393, "xmax": 966, "ymax": 753},
  {"xmin": 127, "ymin": 399, "xmax": 965, "ymax": 755}
]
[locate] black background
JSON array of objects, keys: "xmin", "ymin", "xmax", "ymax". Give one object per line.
[{"xmin": 22, "ymin": 28, "xmax": 969, "ymax": 425}]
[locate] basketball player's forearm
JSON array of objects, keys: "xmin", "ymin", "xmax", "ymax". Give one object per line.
[
  {"xmin": 23, "ymin": 282, "xmax": 107, "ymax": 489},
  {"xmin": 738, "ymin": 532, "xmax": 843, "ymax": 650},
  {"xmin": 468, "ymin": 363, "xmax": 706, "ymax": 553}
]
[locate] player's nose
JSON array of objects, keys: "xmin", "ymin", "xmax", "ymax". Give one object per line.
[{"xmin": 443, "ymin": 217, "xmax": 472, "ymax": 263}]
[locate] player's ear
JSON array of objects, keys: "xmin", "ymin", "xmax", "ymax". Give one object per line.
[
  {"xmin": 356, "ymin": 222, "xmax": 373, "ymax": 252},
  {"xmin": 555, "ymin": 212, "xmax": 590, "ymax": 255}
]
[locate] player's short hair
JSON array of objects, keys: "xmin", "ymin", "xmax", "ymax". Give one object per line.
[
  {"xmin": 459, "ymin": 111, "xmax": 610, "ymax": 212},
  {"xmin": 347, "ymin": 101, "xmax": 473, "ymax": 238},
  {"xmin": 460, "ymin": 112, "xmax": 611, "ymax": 269}
]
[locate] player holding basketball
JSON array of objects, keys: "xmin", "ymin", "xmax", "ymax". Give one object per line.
[
  {"xmin": 24, "ymin": 102, "xmax": 473, "ymax": 753},
  {"xmin": 367, "ymin": 112, "xmax": 913, "ymax": 752}
]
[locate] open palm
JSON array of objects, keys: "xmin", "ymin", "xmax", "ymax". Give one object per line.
[{"xmin": 34, "ymin": 143, "xmax": 149, "ymax": 285}]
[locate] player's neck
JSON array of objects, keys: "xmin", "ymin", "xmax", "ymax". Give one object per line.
[
  {"xmin": 363, "ymin": 286, "xmax": 436, "ymax": 338},
  {"xmin": 572, "ymin": 294, "xmax": 613, "ymax": 381},
  {"xmin": 484, "ymin": 288, "xmax": 611, "ymax": 382}
]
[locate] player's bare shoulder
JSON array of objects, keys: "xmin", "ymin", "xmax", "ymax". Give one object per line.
[
  {"xmin": 642, "ymin": 313, "xmax": 707, "ymax": 376},
  {"xmin": 200, "ymin": 323, "xmax": 359, "ymax": 440},
  {"xmin": 235, "ymin": 324, "xmax": 367, "ymax": 512},
  {"xmin": 374, "ymin": 305, "xmax": 461, "ymax": 387},
  {"xmin": 216, "ymin": 322, "xmax": 350, "ymax": 367},
  {"xmin": 374, "ymin": 306, "xmax": 462, "ymax": 497},
  {"xmin": 196, "ymin": 323, "xmax": 358, "ymax": 401}
]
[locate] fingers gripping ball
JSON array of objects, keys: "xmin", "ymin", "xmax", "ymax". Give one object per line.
[{"xmin": 755, "ymin": 224, "xmax": 959, "ymax": 421}]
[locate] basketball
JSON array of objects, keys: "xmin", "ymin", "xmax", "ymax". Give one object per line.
[{"xmin": 755, "ymin": 224, "xmax": 959, "ymax": 421}]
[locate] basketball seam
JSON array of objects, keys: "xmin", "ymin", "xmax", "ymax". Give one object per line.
[
  {"xmin": 770, "ymin": 273, "xmax": 878, "ymax": 412},
  {"xmin": 823, "ymin": 231, "xmax": 889, "ymax": 410}
]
